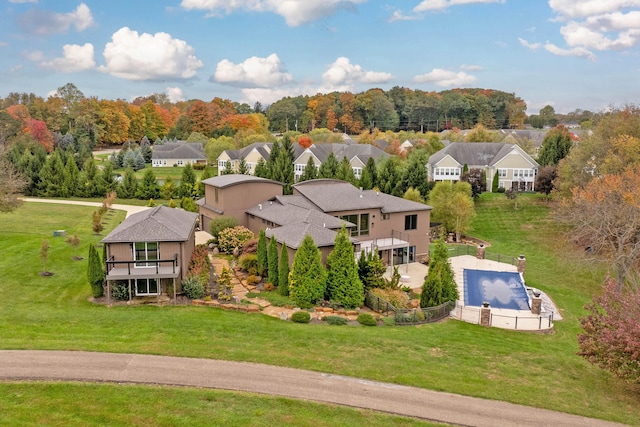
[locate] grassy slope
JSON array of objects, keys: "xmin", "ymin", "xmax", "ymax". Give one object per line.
[{"xmin": 0, "ymin": 197, "xmax": 638, "ymax": 425}]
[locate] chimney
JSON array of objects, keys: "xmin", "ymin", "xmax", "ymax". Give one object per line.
[{"xmin": 476, "ymin": 244, "xmax": 485, "ymax": 260}]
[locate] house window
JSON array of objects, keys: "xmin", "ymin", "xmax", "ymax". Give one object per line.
[
  {"xmin": 177, "ymin": 160, "xmax": 184, "ymax": 166},
  {"xmin": 353, "ymin": 167, "xmax": 362, "ymax": 178},
  {"xmin": 498, "ymin": 169, "xmax": 507, "ymax": 178},
  {"xmin": 294, "ymin": 164, "xmax": 306, "ymax": 173},
  {"xmin": 135, "ymin": 278, "xmax": 158, "ymax": 296},
  {"xmin": 163, "ymin": 160, "xmax": 167, "ymax": 166},
  {"xmin": 218, "ymin": 160, "xmax": 226, "ymax": 171},
  {"xmin": 404, "ymin": 214, "xmax": 417, "ymax": 231},
  {"xmin": 134, "ymin": 242, "xmax": 158, "ymax": 267},
  {"xmin": 340, "ymin": 213, "xmax": 369, "ymax": 237},
  {"xmin": 382, "ymin": 213, "xmax": 390, "ymax": 221}
]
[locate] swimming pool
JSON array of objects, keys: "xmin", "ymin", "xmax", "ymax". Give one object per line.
[{"xmin": 463, "ymin": 269, "xmax": 530, "ymax": 310}]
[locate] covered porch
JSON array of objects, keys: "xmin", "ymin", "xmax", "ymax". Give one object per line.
[{"xmin": 105, "ymin": 257, "xmax": 181, "ymax": 305}]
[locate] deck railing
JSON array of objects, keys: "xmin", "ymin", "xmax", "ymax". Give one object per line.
[
  {"xmin": 106, "ymin": 254, "xmax": 179, "ymax": 276},
  {"xmin": 364, "ymin": 292, "xmax": 453, "ymax": 325}
]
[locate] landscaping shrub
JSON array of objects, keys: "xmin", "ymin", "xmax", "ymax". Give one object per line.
[
  {"xmin": 291, "ymin": 311, "xmax": 311, "ymax": 323},
  {"xmin": 217, "ymin": 226, "xmax": 254, "ymax": 254},
  {"xmin": 258, "ymin": 291, "xmax": 295, "ymax": 307},
  {"xmin": 325, "ymin": 315, "xmax": 348, "ymax": 326},
  {"xmin": 246, "ymin": 275, "xmax": 260, "ymax": 286},
  {"xmin": 264, "ymin": 283, "xmax": 275, "ymax": 292},
  {"xmin": 111, "ymin": 281, "xmax": 129, "ymax": 301},
  {"xmin": 357, "ymin": 313, "xmax": 378, "ymax": 326},
  {"xmin": 382, "ymin": 316, "xmax": 395, "ymax": 326},
  {"xmin": 188, "ymin": 244, "xmax": 212, "ymax": 278},
  {"xmin": 238, "ymin": 253, "xmax": 258, "ymax": 273},
  {"xmin": 182, "ymin": 275, "xmax": 204, "ymax": 299},
  {"xmin": 209, "ymin": 216, "xmax": 238, "ymax": 243},
  {"xmin": 370, "ymin": 288, "xmax": 409, "ymax": 309}
]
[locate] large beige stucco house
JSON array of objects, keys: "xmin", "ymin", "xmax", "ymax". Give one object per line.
[
  {"xmin": 152, "ymin": 141, "xmax": 207, "ymax": 167},
  {"xmin": 427, "ymin": 143, "xmax": 539, "ymax": 191},
  {"xmin": 198, "ymin": 176, "xmax": 432, "ymax": 267},
  {"xmin": 102, "ymin": 206, "xmax": 198, "ymax": 300}
]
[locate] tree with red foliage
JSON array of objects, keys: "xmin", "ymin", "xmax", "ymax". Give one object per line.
[
  {"xmin": 298, "ymin": 135, "xmax": 312, "ymax": 149},
  {"xmin": 578, "ymin": 276, "xmax": 640, "ymax": 382},
  {"xmin": 25, "ymin": 119, "xmax": 54, "ymax": 152}
]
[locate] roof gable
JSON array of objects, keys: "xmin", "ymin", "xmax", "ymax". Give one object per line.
[{"xmin": 102, "ymin": 206, "xmax": 197, "ymax": 243}]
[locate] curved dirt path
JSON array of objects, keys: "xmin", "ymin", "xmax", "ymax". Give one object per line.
[
  {"xmin": 0, "ymin": 350, "xmax": 626, "ymax": 427},
  {"xmin": 22, "ymin": 198, "xmax": 150, "ymax": 218}
]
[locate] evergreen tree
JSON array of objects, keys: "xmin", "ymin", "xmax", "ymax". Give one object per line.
[
  {"xmin": 180, "ymin": 197, "xmax": 198, "ymax": 212},
  {"xmin": 61, "ymin": 132, "xmax": 75, "ymax": 150},
  {"xmin": 179, "ymin": 163, "xmax": 196, "ymax": 197},
  {"xmin": 420, "ymin": 239, "xmax": 458, "ymax": 307},
  {"xmin": 140, "ymin": 136, "xmax": 152, "ymax": 162},
  {"xmin": 134, "ymin": 150, "xmax": 146, "ymax": 170},
  {"xmin": 101, "ymin": 162, "xmax": 117, "ymax": 193},
  {"xmin": 378, "ymin": 157, "xmax": 404, "ymax": 196},
  {"xmin": 238, "ymin": 158, "xmax": 248, "ymax": 174},
  {"xmin": 300, "ymin": 157, "xmax": 318, "ymax": 182},
  {"xmin": 137, "ymin": 168, "xmax": 160, "ymax": 199},
  {"xmin": 318, "ymin": 152, "xmax": 339, "ymax": 178},
  {"xmin": 267, "ymin": 237, "xmax": 279, "ymax": 287},
  {"xmin": 221, "ymin": 160, "xmax": 233, "ymax": 175},
  {"xmin": 197, "ymin": 165, "xmax": 213, "ymax": 196},
  {"xmin": 537, "ymin": 126, "xmax": 573, "ymax": 166},
  {"xmin": 87, "ymin": 244, "xmax": 105, "ymax": 298},
  {"xmin": 363, "ymin": 157, "xmax": 378, "ymax": 189},
  {"xmin": 161, "ymin": 176, "xmax": 177, "ymax": 200},
  {"xmin": 254, "ymin": 157, "xmax": 268, "ymax": 178},
  {"xmin": 257, "ymin": 229, "xmax": 268, "ymax": 276},
  {"xmin": 82, "ymin": 158, "xmax": 106, "ymax": 197},
  {"xmin": 359, "ymin": 167, "xmax": 373, "ymax": 190},
  {"xmin": 37, "ymin": 151, "xmax": 65, "ymax": 197},
  {"xmin": 122, "ymin": 149, "xmax": 137, "ymax": 169},
  {"xmin": 326, "ymin": 226, "xmax": 364, "ymax": 308},
  {"xmin": 264, "ymin": 141, "xmax": 281, "ymax": 179},
  {"xmin": 61, "ymin": 155, "xmax": 80, "ymax": 197},
  {"xmin": 403, "ymin": 151, "xmax": 430, "ymax": 199},
  {"xmin": 492, "ymin": 170, "xmax": 499, "ymax": 192},
  {"xmin": 336, "ymin": 156, "xmax": 357, "ymax": 184},
  {"xmin": 278, "ymin": 242, "xmax": 290, "ymax": 296},
  {"xmin": 117, "ymin": 167, "xmax": 138, "ymax": 199},
  {"xmin": 289, "ymin": 235, "xmax": 327, "ymax": 308},
  {"xmin": 271, "ymin": 137, "xmax": 294, "ymax": 194}
]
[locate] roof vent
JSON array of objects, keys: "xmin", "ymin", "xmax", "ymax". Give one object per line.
[
  {"xmin": 270, "ymin": 201, "xmax": 272, "ymax": 205},
  {"xmin": 323, "ymin": 223, "xmax": 326, "ymax": 228},
  {"xmin": 258, "ymin": 204, "xmax": 262, "ymax": 211}
]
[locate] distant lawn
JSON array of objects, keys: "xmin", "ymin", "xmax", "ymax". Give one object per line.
[{"xmin": 0, "ymin": 197, "xmax": 638, "ymax": 425}]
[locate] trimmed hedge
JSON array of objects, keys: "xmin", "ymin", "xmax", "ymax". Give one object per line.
[
  {"xmin": 357, "ymin": 313, "xmax": 378, "ymax": 326},
  {"xmin": 291, "ymin": 311, "xmax": 311, "ymax": 323},
  {"xmin": 325, "ymin": 315, "xmax": 348, "ymax": 326}
]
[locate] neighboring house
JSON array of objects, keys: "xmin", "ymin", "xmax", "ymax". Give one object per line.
[
  {"xmin": 152, "ymin": 141, "xmax": 207, "ymax": 167},
  {"xmin": 198, "ymin": 176, "xmax": 432, "ymax": 267},
  {"xmin": 427, "ymin": 142, "xmax": 539, "ymax": 191},
  {"xmin": 217, "ymin": 142, "xmax": 389, "ymax": 183},
  {"xmin": 102, "ymin": 206, "xmax": 198, "ymax": 300}
]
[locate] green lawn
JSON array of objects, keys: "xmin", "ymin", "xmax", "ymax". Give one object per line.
[{"xmin": 0, "ymin": 197, "xmax": 638, "ymax": 425}]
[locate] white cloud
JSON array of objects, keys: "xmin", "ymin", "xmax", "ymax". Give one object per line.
[
  {"xmin": 543, "ymin": 42, "xmax": 596, "ymax": 61},
  {"xmin": 414, "ymin": 68, "xmax": 476, "ymax": 87},
  {"xmin": 40, "ymin": 43, "xmax": 95, "ymax": 72},
  {"xmin": 9, "ymin": 0, "xmax": 37, "ymax": 3},
  {"xmin": 213, "ymin": 54, "xmax": 293, "ymax": 87},
  {"xmin": 17, "ymin": 3, "xmax": 94, "ymax": 35},
  {"xmin": 519, "ymin": 37, "xmax": 541, "ymax": 50},
  {"xmin": 99, "ymin": 27, "xmax": 204, "ymax": 81},
  {"xmin": 180, "ymin": 0, "xmax": 367, "ymax": 27},
  {"xmin": 545, "ymin": 1, "xmax": 640, "ymax": 58},
  {"xmin": 388, "ymin": 9, "xmax": 420, "ymax": 22},
  {"xmin": 548, "ymin": 0, "xmax": 640, "ymax": 19},
  {"xmin": 166, "ymin": 87, "xmax": 185, "ymax": 103},
  {"xmin": 414, "ymin": 0, "xmax": 504, "ymax": 13},
  {"xmin": 322, "ymin": 57, "xmax": 392, "ymax": 89},
  {"xmin": 460, "ymin": 64, "xmax": 483, "ymax": 71}
]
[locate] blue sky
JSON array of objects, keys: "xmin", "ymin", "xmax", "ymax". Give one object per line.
[{"xmin": 1, "ymin": 0, "xmax": 638, "ymax": 114}]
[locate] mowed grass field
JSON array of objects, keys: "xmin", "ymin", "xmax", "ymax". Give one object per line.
[{"xmin": 0, "ymin": 195, "xmax": 638, "ymax": 425}]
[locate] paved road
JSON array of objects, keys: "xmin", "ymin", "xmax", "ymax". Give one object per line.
[{"xmin": 0, "ymin": 350, "xmax": 626, "ymax": 427}]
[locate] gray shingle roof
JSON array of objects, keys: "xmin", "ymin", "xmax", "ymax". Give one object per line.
[
  {"xmin": 101, "ymin": 206, "xmax": 197, "ymax": 243},
  {"xmin": 266, "ymin": 223, "xmax": 341, "ymax": 249},
  {"xmin": 427, "ymin": 142, "xmax": 538, "ymax": 168},
  {"xmin": 152, "ymin": 142, "xmax": 206, "ymax": 160},
  {"xmin": 246, "ymin": 197, "xmax": 352, "ymax": 229},
  {"xmin": 293, "ymin": 179, "xmax": 431, "ymax": 214},
  {"xmin": 202, "ymin": 175, "xmax": 282, "ymax": 189}
]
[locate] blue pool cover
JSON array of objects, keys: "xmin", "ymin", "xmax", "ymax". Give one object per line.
[{"xmin": 463, "ymin": 269, "xmax": 530, "ymax": 310}]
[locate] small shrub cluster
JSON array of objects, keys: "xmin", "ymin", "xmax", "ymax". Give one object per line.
[
  {"xmin": 192, "ymin": 163, "xmax": 206, "ymax": 170},
  {"xmin": 357, "ymin": 313, "xmax": 378, "ymax": 326},
  {"xmin": 188, "ymin": 244, "xmax": 212, "ymax": 279},
  {"xmin": 264, "ymin": 283, "xmax": 275, "ymax": 292},
  {"xmin": 369, "ymin": 288, "xmax": 410, "ymax": 309},
  {"xmin": 325, "ymin": 315, "xmax": 348, "ymax": 326},
  {"xmin": 217, "ymin": 226, "xmax": 254, "ymax": 254},
  {"xmin": 246, "ymin": 275, "xmax": 260, "ymax": 286},
  {"xmin": 291, "ymin": 311, "xmax": 311, "ymax": 323},
  {"xmin": 111, "ymin": 281, "xmax": 129, "ymax": 301},
  {"xmin": 182, "ymin": 275, "xmax": 204, "ymax": 299},
  {"xmin": 238, "ymin": 253, "xmax": 258, "ymax": 273},
  {"xmin": 209, "ymin": 216, "xmax": 238, "ymax": 243}
]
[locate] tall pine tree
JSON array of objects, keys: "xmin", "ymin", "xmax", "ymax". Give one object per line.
[
  {"xmin": 257, "ymin": 229, "xmax": 268, "ymax": 276},
  {"xmin": 278, "ymin": 242, "xmax": 290, "ymax": 296},
  {"xmin": 420, "ymin": 238, "xmax": 458, "ymax": 307},
  {"xmin": 267, "ymin": 237, "xmax": 279, "ymax": 287},
  {"xmin": 289, "ymin": 235, "xmax": 327, "ymax": 308},
  {"xmin": 326, "ymin": 226, "xmax": 364, "ymax": 308}
]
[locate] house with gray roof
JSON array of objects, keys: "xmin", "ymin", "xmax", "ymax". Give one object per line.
[
  {"xmin": 427, "ymin": 142, "xmax": 539, "ymax": 191},
  {"xmin": 152, "ymin": 141, "xmax": 207, "ymax": 167},
  {"xmin": 217, "ymin": 142, "xmax": 389, "ymax": 182},
  {"xmin": 102, "ymin": 206, "xmax": 198, "ymax": 301},
  {"xmin": 199, "ymin": 176, "xmax": 432, "ymax": 267}
]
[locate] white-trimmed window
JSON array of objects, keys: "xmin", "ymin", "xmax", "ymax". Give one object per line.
[
  {"xmin": 294, "ymin": 164, "xmax": 306, "ymax": 173},
  {"xmin": 498, "ymin": 169, "xmax": 507, "ymax": 178},
  {"xmin": 353, "ymin": 167, "xmax": 362, "ymax": 178},
  {"xmin": 177, "ymin": 160, "xmax": 184, "ymax": 166},
  {"xmin": 134, "ymin": 242, "xmax": 159, "ymax": 267}
]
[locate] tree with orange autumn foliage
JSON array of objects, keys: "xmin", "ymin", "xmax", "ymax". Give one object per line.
[
  {"xmin": 560, "ymin": 168, "xmax": 640, "ymax": 289},
  {"xmin": 298, "ymin": 135, "xmax": 312, "ymax": 149}
]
